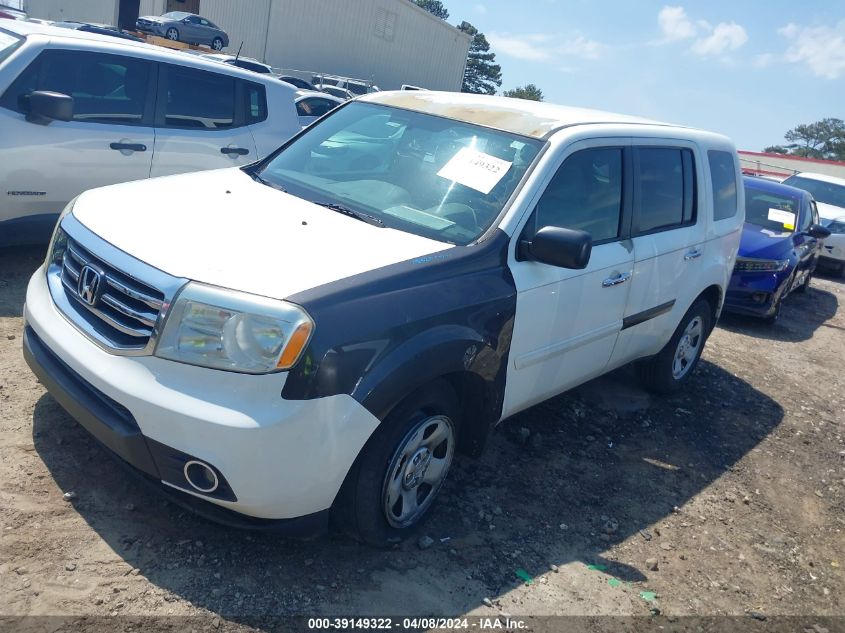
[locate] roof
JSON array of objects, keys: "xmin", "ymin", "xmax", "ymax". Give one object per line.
[
  {"xmin": 359, "ymin": 90, "xmax": 679, "ymax": 139},
  {"xmin": 0, "ymin": 20, "xmax": 279, "ymax": 84},
  {"xmin": 788, "ymin": 172, "xmax": 845, "ymax": 187},
  {"xmin": 743, "ymin": 175, "xmax": 808, "ymax": 200},
  {"xmin": 295, "ymin": 89, "xmax": 344, "ymax": 102}
]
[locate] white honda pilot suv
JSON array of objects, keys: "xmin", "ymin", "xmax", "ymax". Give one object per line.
[{"xmin": 23, "ymin": 91, "xmax": 744, "ymax": 545}]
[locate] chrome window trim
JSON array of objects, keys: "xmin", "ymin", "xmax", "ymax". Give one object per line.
[{"xmin": 48, "ymin": 214, "xmax": 187, "ymax": 356}]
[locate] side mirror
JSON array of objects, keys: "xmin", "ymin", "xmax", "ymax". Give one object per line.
[
  {"xmin": 520, "ymin": 226, "xmax": 592, "ymax": 269},
  {"xmin": 25, "ymin": 91, "xmax": 73, "ymax": 125},
  {"xmin": 806, "ymin": 223, "xmax": 831, "ymax": 240}
]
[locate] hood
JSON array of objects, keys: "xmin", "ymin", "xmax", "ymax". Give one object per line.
[
  {"xmin": 816, "ymin": 201, "xmax": 845, "ymax": 221},
  {"xmin": 71, "ymin": 169, "xmax": 452, "ymax": 301},
  {"xmin": 138, "ymin": 15, "xmax": 166, "ymax": 23},
  {"xmin": 738, "ymin": 222, "xmax": 794, "ymax": 260}
]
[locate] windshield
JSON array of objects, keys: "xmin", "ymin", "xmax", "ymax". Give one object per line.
[
  {"xmin": 255, "ymin": 102, "xmax": 544, "ymax": 245},
  {"xmin": 162, "ymin": 12, "xmax": 190, "ymax": 19},
  {"xmin": 782, "ymin": 175, "xmax": 845, "ymax": 209},
  {"xmin": 744, "ymin": 185, "xmax": 800, "ymax": 233}
]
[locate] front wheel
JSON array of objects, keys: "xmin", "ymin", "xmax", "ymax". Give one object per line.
[
  {"xmin": 332, "ymin": 380, "xmax": 460, "ymax": 546},
  {"xmin": 638, "ymin": 299, "xmax": 712, "ymax": 394},
  {"xmin": 165, "ymin": 27, "xmax": 179, "ymax": 41},
  {"xmin": 212, "ymin": 37, "xmax": 224, "ymax": 51},
  {"xmin": 795, "ymin": 270, "xmax": 811, "ymax": 293}
]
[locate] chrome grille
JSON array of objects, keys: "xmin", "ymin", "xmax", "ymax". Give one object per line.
[{"xmin": 58, "ymin": 237, "xmax": 165, "ymax": 350}]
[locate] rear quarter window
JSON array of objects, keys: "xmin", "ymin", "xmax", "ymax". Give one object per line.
[
  {"xmin": 245, "ymin": 82, "xmax": 267, "ymax": 124},
  {"xmin": 708, "ymin": 150, "xmax": 739, "ymax": 221}
]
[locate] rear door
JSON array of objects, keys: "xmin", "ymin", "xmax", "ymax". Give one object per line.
[
  {"xmin": 150, "ymin": 64, "xmax": 257, "ymax": 178},
  {"xmin": 609, "ymin": 142, "xmax": 705, "ymax": 366},
  {"xmin": 0, "ymin": 48, "xmax": 154, "ymax": 227}
]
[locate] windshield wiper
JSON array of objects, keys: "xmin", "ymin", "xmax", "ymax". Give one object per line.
[
  {"xmin": 251, "ymin": 172, "xmax": 286, "ymax": 193},
  {"xmin": 311, "ymin": 201, "xmax": 385, "ymax": 227}
]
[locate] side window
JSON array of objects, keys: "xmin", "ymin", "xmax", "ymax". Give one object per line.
[
  {"xmin": 245, "ymin": 83, "xmax": 267, "ymax": 124},
  {"xmin": 0, "ymin": 50, "xmax": 151, "ymax": 125},
  {"xmin": 163, "ymin": 66, "xmax": 234, "ymax": 129},
  {"xmin": 532, "ymin": 147, "xmax": 623, "ymax": 243},
  {"xmin": 708, "ymin": 150, "xmax": 738, "ymax": 221},
  {"xmin": 633, "ymin": 147, "xmax": 695, "ymax": 234},
  {"xmin": 799, "ymin": 201, "xmax": 813, "ymax": 232}
]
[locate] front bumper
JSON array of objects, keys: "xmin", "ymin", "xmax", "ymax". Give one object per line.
[
  {"xmin": 135, "ymin": 22, "xmax": 166, "ymax": 36},
  {"xmin": 723, "ymin": 270, "xmax": 785, "ymax": 318},
  {"xmin": 23, "ymin": 268, "xmax": 380, "ymax": 529}
]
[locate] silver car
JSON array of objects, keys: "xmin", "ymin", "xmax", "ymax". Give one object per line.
[{"xmin": 136, "ymin": 12, "xmax": 229, "ymax": 51}]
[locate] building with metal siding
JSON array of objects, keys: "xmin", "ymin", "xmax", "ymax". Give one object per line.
[{"xmin": 25, "ymin": 0, "xmax": 471, "ymax": 91}]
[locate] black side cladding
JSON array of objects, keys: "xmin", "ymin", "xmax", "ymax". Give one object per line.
[{"xmin": 283, "ymin": 229, "xmax": 516, "ymax": 444}]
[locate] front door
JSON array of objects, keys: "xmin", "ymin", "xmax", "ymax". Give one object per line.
[
  {"xmin": 503, "ymin": 142, "xmax": 634, "ymax": 418},
  {"xmin": 151, "ymin": 65, "xmax": 257, "ymax": 178}
]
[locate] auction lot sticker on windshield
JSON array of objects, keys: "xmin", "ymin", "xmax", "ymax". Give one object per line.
[
  {"xmin": 437, "ymin": 147, "xmax": 512, "ymax": 195},
  {"xmin": 768, "ymin": 208, "xmax": 796, "ymax": 230}
]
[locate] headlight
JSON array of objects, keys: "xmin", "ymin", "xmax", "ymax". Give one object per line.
[
  {"xmin": 45, "ymin": 198, "xmax": 77, "ymax": 268},
  {"xmin": 155, "ymin": 283, "xmax": 314, "ymax": 374},
  {"xmin": 733, "ymin": 257, "xmax": 789, "ymax": 272}
]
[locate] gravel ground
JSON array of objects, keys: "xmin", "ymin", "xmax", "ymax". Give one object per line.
[{"xmin": 1, "ymin": 245, "xmax": 843, "ymax": 631}]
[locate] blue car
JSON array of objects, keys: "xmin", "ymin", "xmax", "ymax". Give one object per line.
[{"xmin": 725, "ymin": 177, "xmax": 830, "ymax": 322}]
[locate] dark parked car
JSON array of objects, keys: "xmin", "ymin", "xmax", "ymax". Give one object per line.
[
  {"xmin": 725, "ymin": 177, "xmax": 830, "ymax": 322},
  {"xmin": 53, "ymin": 21, "xmax": 144, "ymax": 42},
  {"xmin": 136, "ymin": 12, "xmax": 228, "ymax": 50}
]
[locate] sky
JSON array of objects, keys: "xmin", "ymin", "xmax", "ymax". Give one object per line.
[{"xmin": 442, "ymin": 0, "xmax": 845, "ymax": 151}]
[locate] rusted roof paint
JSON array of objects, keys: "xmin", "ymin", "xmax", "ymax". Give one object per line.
[{"xmin": 359, "ymin": 91, "xmax": 674, "ymax": 139}]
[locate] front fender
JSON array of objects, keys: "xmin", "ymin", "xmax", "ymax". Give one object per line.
[{"xmin": 352, "ymin": 324, "xmax": 497, "ymax": 421}]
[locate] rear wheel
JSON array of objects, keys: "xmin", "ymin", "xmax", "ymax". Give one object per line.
[
  {"xmin": 638, "ymin": 299, "xmax": 712, "ymax": 394},
  {"xmin": 165, "ymin": 27, "xmax": 179, "ymax": 41},
  {"xmin": 212, "ymin": 37, "xmax": 224, "ymax": 51},
  {"xmin": 333, "ymin": 380, "xmax": 459, "ymax": 546}
]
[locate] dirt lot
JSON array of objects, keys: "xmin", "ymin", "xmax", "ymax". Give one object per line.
[{"xmin": 1, "ymin": 245, "xmax": 843, "ymax": 630}]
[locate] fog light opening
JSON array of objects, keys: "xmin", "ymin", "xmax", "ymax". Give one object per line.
[{"xmin": 184, "ymin": 460, "xmax": 219, "ymax": 494}]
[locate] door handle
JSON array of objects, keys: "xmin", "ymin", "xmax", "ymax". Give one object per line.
[
  {"xmin": 110, "ymin": 142, "xmax": 146, "ymax": 152},
  {"xmin": 602, "ymin": 271, "xmax": 631, "ymax": 287},
  {"xmin": 220, "ymin": 147, "xmax": 250, "ymax": 156},
  {"xmin": 684, "ymin": 249, "xmax": 702, "ymax": 260}
]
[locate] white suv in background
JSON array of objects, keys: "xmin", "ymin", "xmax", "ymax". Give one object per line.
[
  {"xmin": 782, "ymin": 172, "xmax": 845, "ymax": 276},
  {"xmin": 0, "ymin": 21, "xmax": 301, "ymax": 246},
  {"xmin": 23, "ymin": 92, "xmax": 743, "ymax": 545}
]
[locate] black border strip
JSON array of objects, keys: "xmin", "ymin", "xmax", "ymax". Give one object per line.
[{"xmin": 622, "ymin": 299, "xmax": 676, "ymax": 330}]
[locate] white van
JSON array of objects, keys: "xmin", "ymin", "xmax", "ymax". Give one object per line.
[
  {"xmin": 23, "ymin": 91, "xmax": 743, "ymax": 545},
  {"xmin": 0, "ymin": 21, "xmax": 300, "ymax": 245}
]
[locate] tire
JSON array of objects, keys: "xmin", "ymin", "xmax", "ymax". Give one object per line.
[
  {"xmin": 212, "ymin": 37, "xmax": 224, "ymax": 51},
  {"xmin": 638, "ymin": 298, "xmax": 712, "ymax": 394},
  {"xmin": 795, "ymin": 270, "xmax": 811, "ymax": 293},
  {"xmin": 762, "ymin": 295, "xmax": 782, "ymax": 325},
  {"xmin": 165, "ymin": 27, "xmax": 179, "ymax": 41},
  {"xmin": 332, "ymin": 380, "xmax": 460, "ymax": 547}
]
